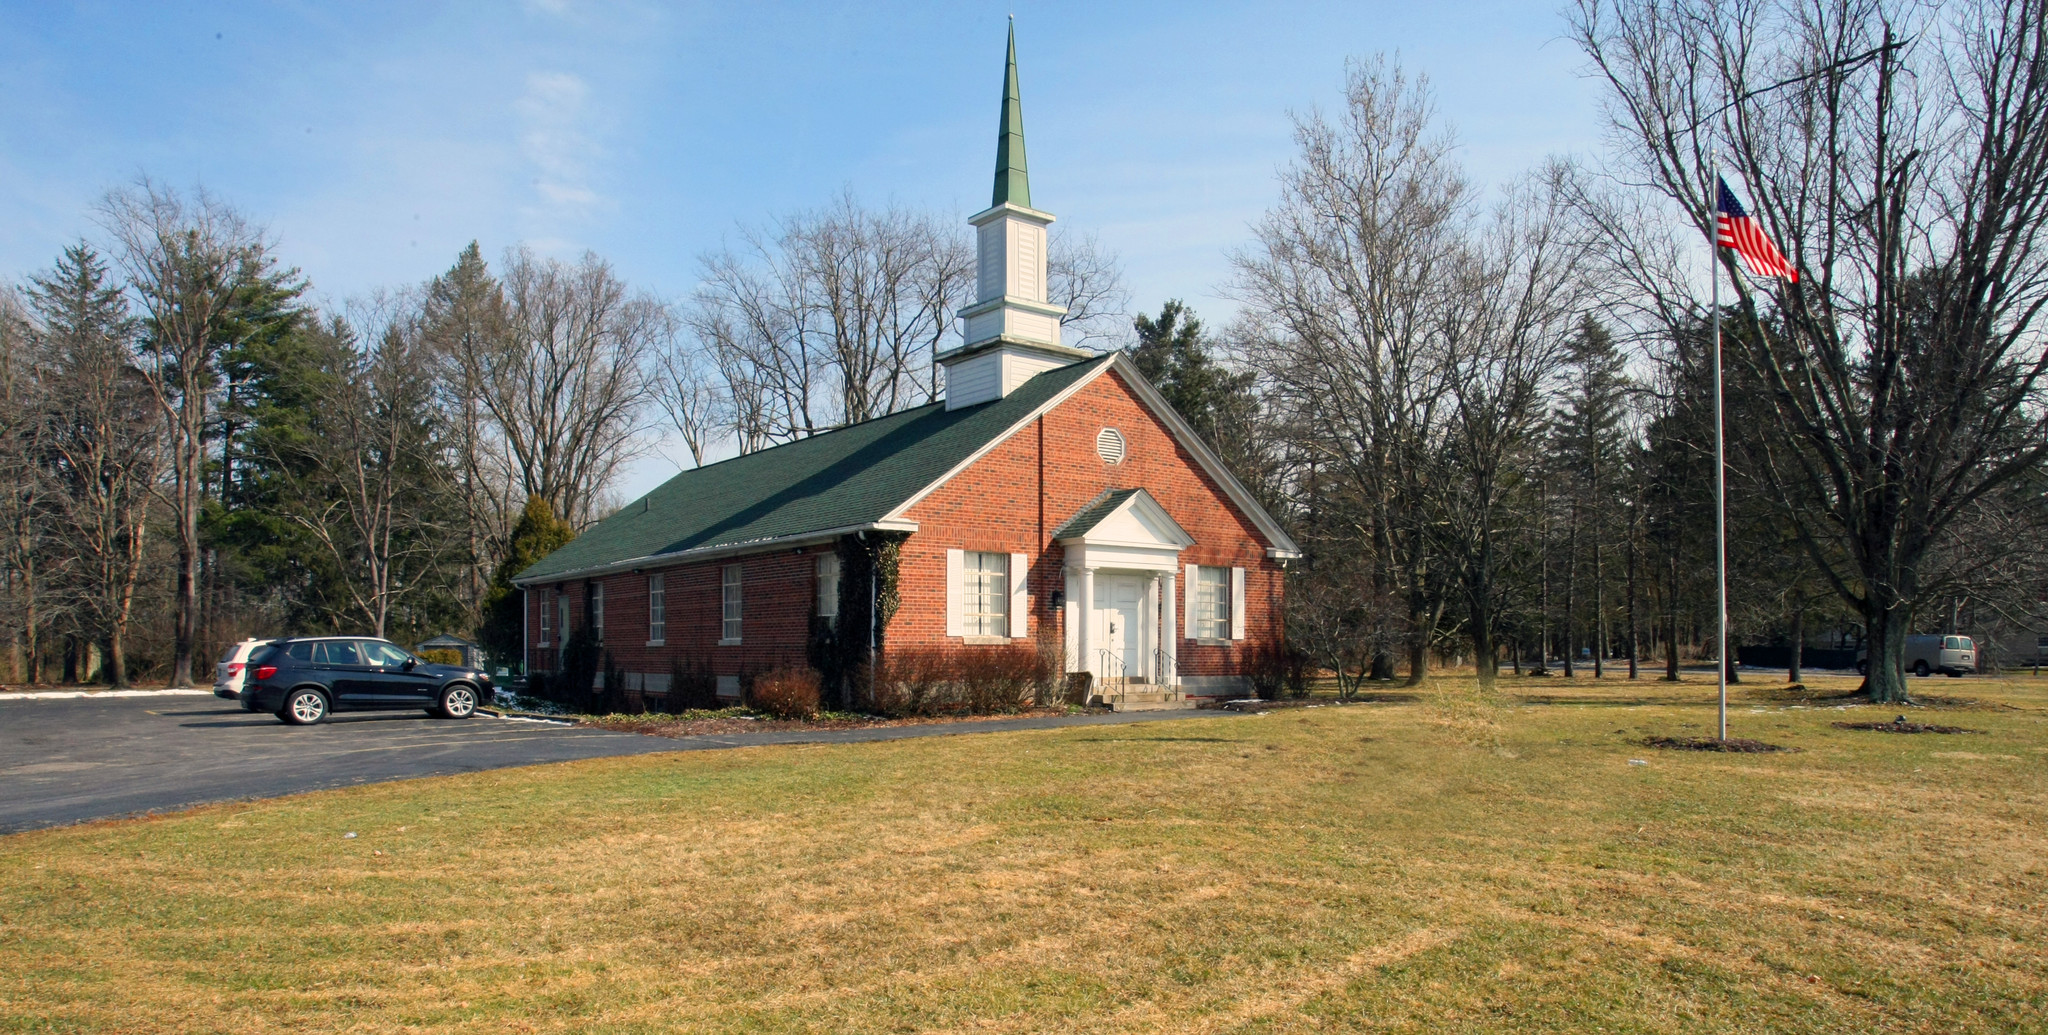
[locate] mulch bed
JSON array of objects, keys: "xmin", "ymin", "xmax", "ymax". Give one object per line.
[
  {"xmin": 1831, "ymin": 719, "xmax": 1984, "ymax": 734},
  {"xmin": 1643, "ymin": 735, "xmax": 1795, "ymax": 753},
  {"xmin": 576, "ymin": 708, "xmax": 1081, "ymax": 738}
]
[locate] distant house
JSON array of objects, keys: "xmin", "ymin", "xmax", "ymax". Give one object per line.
[{"xmin": 511, "ymin": 31, "xmax": 1299, "ymax": 708}]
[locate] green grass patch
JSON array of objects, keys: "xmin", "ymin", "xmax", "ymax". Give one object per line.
[{"xmin": 2, "ymin": 673, "xmax": 2045, "ymax": 1032}]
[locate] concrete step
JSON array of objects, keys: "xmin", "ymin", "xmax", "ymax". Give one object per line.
[{"xmin": 1112, "ymin": 698, "xmax": 1196, "ymax": 712}]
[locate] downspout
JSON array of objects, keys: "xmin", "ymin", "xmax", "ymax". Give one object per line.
[{"xmin": 865, "ymin": 531, "xmax": 877, "ymax": 708}]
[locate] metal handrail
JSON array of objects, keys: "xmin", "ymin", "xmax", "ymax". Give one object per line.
[
  {"xmin": 1153, "ymin": 647, "xmax": 1176, "ymax": 684},
  {"xmin": 1097, "ymin": 648, "xmax": 1124, "ymax": 683}
]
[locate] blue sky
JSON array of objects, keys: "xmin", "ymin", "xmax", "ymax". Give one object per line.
[{"xmin": 0, "ymin": 0, "xmax": 1603, "ymax": 493}]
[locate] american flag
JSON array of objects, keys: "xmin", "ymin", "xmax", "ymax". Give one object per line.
[{"xmin": 1715, "ymin": 177, "xmax": 1797, "ymax": 282}]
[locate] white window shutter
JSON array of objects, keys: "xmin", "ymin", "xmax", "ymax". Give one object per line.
[
  {"xmin": 1184, "ymin": 564, "xmax": 1199, "ymax": 640},
  {"xmin": 1230, "ymin": 566, "xmax": 1247, "ymax": 640},
  {"xmin": 1008, "ymin": 553, "xmax": 1029, "ymax": 638},
  {"xmin": 945, "ymin": 549, "xmax": 964, "ymax": 637}
]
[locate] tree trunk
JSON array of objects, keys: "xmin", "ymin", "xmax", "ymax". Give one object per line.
[
  {"xmin": 1663, "ymin": 555, "xmax": 1680, "ymax": 681},
  {"xmin": 1405, "ymin": 592, "xmax": 1428, "ymax": 686},
  {"xmin": 1787, "ymin": 596, "xmax": 1804, "ymax": 685},
  {"xmin": 1473, "ymin": 617, "xmax": 1496, "ymax": 692},
  {"xmin": 1625, "ymin": 527, "xmax": 1639, "ymax": 679},
  {"xmin": 1862, "ymin": 602, "xmax": 1914, "ymax": 704},
  {"xmin": 1562, "ymin": 503, "xmax": 1578, "ymax": 678},
  {"xmin": 172, "ymin": 528, "xmax": 197, "ymax": 687},
  {"xmin": 1593, "ymin": 539, "xmax": 1605, "ymax": 678}
]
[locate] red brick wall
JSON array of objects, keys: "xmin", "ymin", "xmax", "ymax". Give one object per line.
[
  {"xmin": 526, "ymin": 550, "xmax": 822, "ymax": 684},
  {"xmin": 896, "ymin": 369, "xmax": 1284, "ymax": 678},
  {"xmin": 526, "ymin": 365, "xmax": 1285, "ymax": 688}
]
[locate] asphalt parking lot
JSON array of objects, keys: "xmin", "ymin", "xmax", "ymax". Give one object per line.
[
  {"xmin": 0, "ymin": 694, "xmax": 686, "ymax": 834},
  {"xmin": 0, "ymin": 693, "xmax": 1227, "ymax": 834}
]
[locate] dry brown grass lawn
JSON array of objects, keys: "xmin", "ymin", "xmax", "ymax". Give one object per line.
[{"xmin": 2, "ymin": 672, "xmax": 2044, "ymax": 1033}]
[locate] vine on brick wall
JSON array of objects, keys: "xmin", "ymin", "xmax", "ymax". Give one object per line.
[{"xmin": 812, "ymin": 532, "xmax": 908, "ymax": 710}]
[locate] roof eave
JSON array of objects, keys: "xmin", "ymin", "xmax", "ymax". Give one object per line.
[
  {"xmin": 1102, "ymin": 354, "xmax": 1303, "ymax": 558},
  {"xmin": 510, "ymin": 519, "xmax": 919, "ymax": 588}
]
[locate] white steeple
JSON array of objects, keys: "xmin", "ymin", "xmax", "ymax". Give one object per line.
[{"xmin": 940, "ymin": 22, "xmax": 1092, "ymax": 410}]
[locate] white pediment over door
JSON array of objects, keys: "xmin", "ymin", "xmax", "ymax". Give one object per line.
[{"xmin": 1055, "ymin": 488, "xmax": 1194, "ymax": 572}]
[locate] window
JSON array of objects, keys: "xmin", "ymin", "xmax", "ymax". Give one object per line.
[
  {"xmin": 539, "ymin": 589, "xmax": 552, "ymax": 645},
  {"xmin": 1195, "ymin": 566, "xmax": 1231, "ymax": 640},
  {"xmin": 284, "ymin": 641, "xmax": 315, "ymax": 663},
  {"xmin": 647, "ymin": 574, "xmax": 666, "ymax": 643},
  {"xmin": 556, "ymin": 592, "xmax": 570, "ymax": 644},
  {"xmin": 590, "ymin": 583, "xmax": 605, "ymax": 641},
  {"xmin": 817, "ymin": 554, "xmax": 841, "ymax": 620},
  {"xmin": 363, "ymin": 642, "xmax": 410, "ymax": 668},
  {"xmin": 963, "ymin": 551, "xmax": 1009, "ymax": 636},
  {"xmin": 314, "ymin": 641, "xmax": 362, "ymax": 666},
  {"xmin": 721, "ymin": 564, "xmax": 743, "ymax": 643}
]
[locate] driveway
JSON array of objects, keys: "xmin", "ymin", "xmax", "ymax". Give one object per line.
[{"xmin": 0, "ymin": 694, "xmax": 1230, "ymax": 834}]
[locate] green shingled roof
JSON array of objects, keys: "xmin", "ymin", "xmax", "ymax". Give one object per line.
[
  {"xmin": 1050, "ymin": 488, "xmax": 1143, "ymax": 539},
  {"xmin": 515, "ymin": 355, "xmax": 1112, "ymax": 584}
]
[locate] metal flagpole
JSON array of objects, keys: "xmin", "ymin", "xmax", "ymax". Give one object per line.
[{"xmin": 1712, "ymin": 174, "xmax": 1729, "ymax": 742}]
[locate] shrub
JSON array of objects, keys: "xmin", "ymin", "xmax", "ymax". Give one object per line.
[
  {"xmin": 665, "ymin": 656, "xmax": 720, "ymax": 713},
  {"xmin": 865, "ymin": 645, "xmax": 1057, "ymax": 717},
  {"xmin": 746, "ymin": 666, "xmax": 821, "ymax": 720},
  {"xmin": 540, "ymin": 626, "xmax": 603, "ymax": 712},
  {"xmin": 597, "ymin": 651, "xmax": 638, "ymax": 715},
  {"xmin": 1245, "ymin": 640, "xmax": 1309, "ymax": 701},
  {"xmin": 418, "ymin": 648, "xmax": 463, "ymax": 666}
]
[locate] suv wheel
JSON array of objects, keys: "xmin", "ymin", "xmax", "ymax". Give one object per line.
[
  {"xmin": 1913, "ymin": 660, "xmax": 1932, "ymax": 677},
  {"xmin": 279, "ymin": 689, "xmax": 329, "ymax": 725},
  {"xmin": 436, "ymin": 684, "xmax": 478, "ymax": 720}
]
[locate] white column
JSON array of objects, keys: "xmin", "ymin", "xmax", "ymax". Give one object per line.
[
  {"xmin": 1161, "ymin": 570, "xmax": 1177, "ymax": 686},
  {"xmin": 1077, "ymin": 566, "xmax": 1095, "ymax": 677},
  {"xmin": 1143, "ymin": 576, "xmax": 1159, "ymax": 682}
]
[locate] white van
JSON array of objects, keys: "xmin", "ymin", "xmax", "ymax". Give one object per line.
[
  {"xmin": 214, "ymin": 638, "xmax": 275, "ymax": 708},
  {"xmin": 1858, "ymin": 634, "xmax": 1976, "ymax": 677}
]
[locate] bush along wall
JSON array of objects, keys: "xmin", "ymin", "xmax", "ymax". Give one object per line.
[{"xmin": 817, "ymin": 531, "xmax": 906, "ymax": 711}]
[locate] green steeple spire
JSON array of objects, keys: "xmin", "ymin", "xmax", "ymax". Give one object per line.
[{"xmin": 992, "ymin": 20, "xmax": 1030, "ymax": 209}]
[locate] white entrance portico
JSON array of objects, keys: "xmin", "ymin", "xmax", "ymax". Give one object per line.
[{"xmin": 1056, "ymin": 489, "xmax": 1195, "ymax": 700}]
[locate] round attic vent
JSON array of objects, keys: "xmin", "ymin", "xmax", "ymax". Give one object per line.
[{"xmin": 1096, "ymin": 427, "xmax": 1127, "ymax": 464}]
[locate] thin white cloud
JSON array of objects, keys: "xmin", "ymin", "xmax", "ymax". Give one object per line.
[{"xmin": 517, "ymin": 71, "xmax": 601, "ymax": 212}]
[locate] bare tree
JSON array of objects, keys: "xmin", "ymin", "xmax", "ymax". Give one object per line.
[
  {"xmin": 1430, "ymin": 168, "xmax": 1592, "ymax": 690},
  {"xmin": 420, "ymin": 242, "xmax": 516, "ymax": 621},
  {"xmin": 0, "ymin": 288, "xmax": 56, "ymax": 683},
  {"xmin": 689, "ymin": 195, "xmax": 972, "ymax": 448},
  {"xmin": 25, "ymin": 245, "xmax": 161, "ymax": 686},
  {"xmin": 272, "ymin": 300, "xmax": 456, "ymax": 638},
  {"xmin": 451, "ymin": 247, "xmax": 658, "ymax": 527},
  {"xmin": 1047, "ymin": 228, "xmax": 1131, "ymax": 349},
  {"xmin": 1235, "ymin": 56, "xmax": 1467, "ymax": 684},
  {"xmin": 100, "ymin": 182, "xmax": 293, "ymax": 687},
  {"xmin": 1571, "ymin": 0, "xmax": 2048, "ymax": 702},
  {"xmin": 652, "ymin": 342, "xmax": 727, "ymax": 469}
]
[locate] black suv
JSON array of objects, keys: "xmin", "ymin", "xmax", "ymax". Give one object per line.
[{"xmin": 241, "ymin": 637, "xmax": 493, "ymax": 725}]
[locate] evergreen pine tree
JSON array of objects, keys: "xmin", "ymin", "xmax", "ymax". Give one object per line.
[{"xmin": 478, "ymin": 496, "xmax": 576, "ymax": 668}]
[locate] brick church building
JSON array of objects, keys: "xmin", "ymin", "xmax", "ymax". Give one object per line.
[{"xmin": 514, "ymin": 28, "xmax": 1299, "ymax": 708}]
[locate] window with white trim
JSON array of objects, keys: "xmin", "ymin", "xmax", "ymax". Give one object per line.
[
  {"xmin": 539, "ymin": 589, "xmax": 553, "ymax": 645},
  {"xmin": 647, "ymin": 574, "xmax": 666, "ymax": 643},
  {"xmin": 721, "ymin": 564, "xmax": 743, "ymax": 643},
  {"xmin": 556, "ymin": 591, "xmax": 570, "ymax": 644},
  {"xmin": 590, "ymin": 583, "xmax": 605, "ymax": 641},
  {"xmin": 817, "ymin": 553, "xmax": 841, "ymax": 620},
  {"xmin": 1195, "ymin": 566, "xmax": 1231, "ymax": 640},
  {"xmin": 963, "ymin": 551, "xmax": 1009, "ymax": 637}
]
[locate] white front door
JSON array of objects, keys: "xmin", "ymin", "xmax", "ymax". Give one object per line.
[{"xmin": 1093, "ymin": 576, "xmax": 1145, "ymax": 681}]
